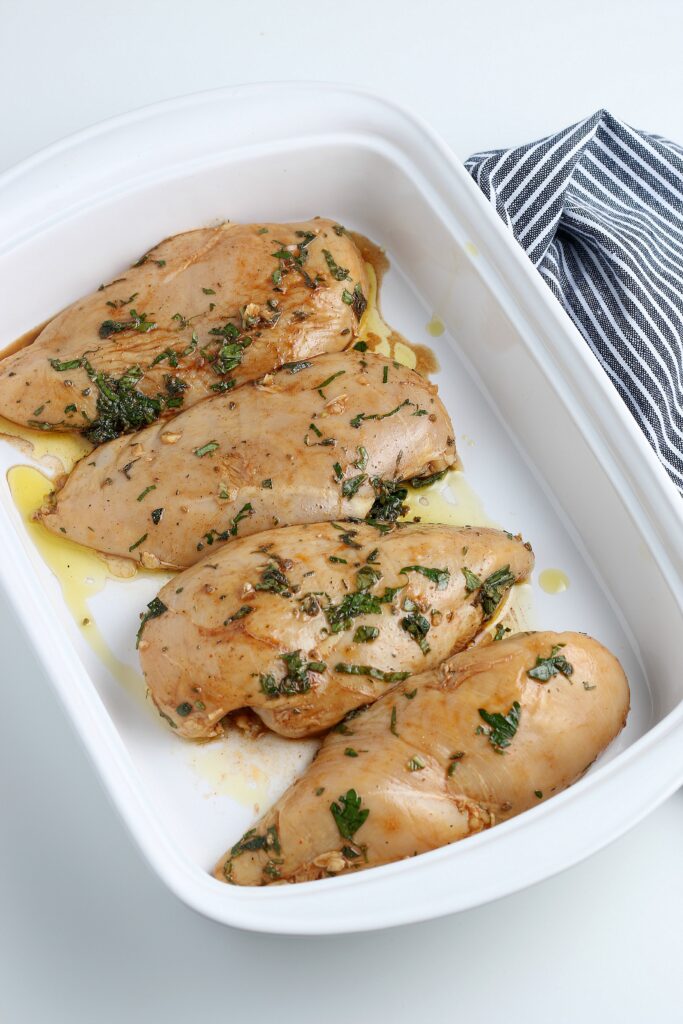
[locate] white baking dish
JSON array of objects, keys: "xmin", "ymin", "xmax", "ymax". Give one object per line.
[{"xmin": 1, "ymin": 83, "xmax": 682, "ymax": 934}]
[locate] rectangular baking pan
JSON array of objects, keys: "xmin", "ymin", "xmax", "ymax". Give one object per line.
[{"xmin": 1, "ymin": 83, "xmax": 682, "ymax": 934}]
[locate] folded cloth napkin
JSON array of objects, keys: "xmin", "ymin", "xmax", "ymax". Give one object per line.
[{"xmin": 466, "ymin": 110, "xmax": 683, "ymax": 492}]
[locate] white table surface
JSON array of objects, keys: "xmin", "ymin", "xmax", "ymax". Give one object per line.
[{"xmin": 1, "ymin": 2, "xmax": 682, "ymax": 1021}]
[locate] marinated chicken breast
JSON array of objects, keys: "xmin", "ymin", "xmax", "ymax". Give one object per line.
[
  {"xmin": 0, "ymin": 220, "xmax": 368, "ymax": 440},
  {"xmin": 139, "ymin": 522, "xmax": 534, "ymax": 738},
  {"xmin": 39, "ymin": 352, "xmax": 456, "ymax": 568},
  {"xmin": 215, "ymin": 631, "xmax": 629, "ymax": 885}
]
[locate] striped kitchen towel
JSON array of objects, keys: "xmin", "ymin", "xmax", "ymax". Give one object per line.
[{"xmin": 466, "ymin": 110, "xmax": 683, "ymax": 492}]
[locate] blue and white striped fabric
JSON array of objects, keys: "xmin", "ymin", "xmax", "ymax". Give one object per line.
[{"xmin": 466, "ymin": 110, "xmax": 683, "ymax": 492}]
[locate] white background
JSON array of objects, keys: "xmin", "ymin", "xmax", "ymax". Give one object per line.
[{"xmin": 1, "ymin": 2, "xmax": 682, "ymax": 1021}]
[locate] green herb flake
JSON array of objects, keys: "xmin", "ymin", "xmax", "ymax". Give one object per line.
[
  {"xmin": 334, "ymin": 663, "xmax": 410, "ymax": 682},
  {"xmin": 493, "ymin": 623, "xmax": 511, "ymax": 641},
  {"xmin": 259, "ymin": 650, "xmax": 326, "ymax": 698},
  {"xmin": 151, "ymin": 507, "xmax": 164, "ymax": 525},
  {"xmin": 317, "ymin": 369, "xmax": 346, "ymax": 397},
  {"xmin": 49, "ymin": 357, "xmax": 84, "ymax": 372},
  {"xmin": 462, "ymin": 567, "xmax": 482, "ymax": 592},
  {"xmin": 462, "ymin": 564, "xmax": 516, "ymax": 619},
  {"xmin": 229, "ymin": 503, "xmax": 253, "ymax": 536},
  {"xmin": 409, "ymin": 468, "xmax": 449, "ymax": 489},
  {"xmin": 534, "ymin": 790, "xmax": 544, "ymax": 799},
  {"xmin": 447, "ymin": 751, "xmax": 465, "ymax": 776},
  {"xmin": 322, "ymin": 248, "xmax": 350, "ymax": 281},
  {"xmin": 330, "ymin": 789, "xmax": 369, "ymax": 840},
  {"xmin": 136, "ymin": 596, "xmax": 167, "ymax": 647},
  {"xmin": 280, "ymin": 360, "xmax": 312, "ymax": 373},
  {"xmin": 128, "ymin": 533, "xmax": 148, "ymax": 552},
  {"xmin": 390, "ymin": 705, "xmax": 398, "ymax": 736},
  {"xmin": 344, "ymin": 747, "xmax": 359, "ymax": 758},
  {"xmin": 194, "ymin": 441, "xmax": 219, "ymax": 457},
  {"xmin": 400, "ymin": 564, "xmax": 450, "ymax": 590},
  {"xmin": 407, "ymin": 756, "xmax": 425, "ymax": 772},
  {"xmin": 353, "ymin": 625, "xmax": 379, "ymax": 643},
  {"xmin": 527, "ymin": 645, "xmax": 574, "ymax": 682},
  {"xmin": 353, "ymin": 340, "xmax": 368, "ymax": 352},
  {"xmin": 401, "ymin": 612, "xmax": 431, "ymax": 655},
  {"xmin": 342, "ymin": 474, "xmax": 367, "ymax": 498},
  {"xmin": 224, "ymin": 606, "xmax": 253, "ymax": 626},
  {"xmin": 176, "ymin": 702, "xmax": 193, "ymax": 717},
  {"xmin": 202, "ymin": 287, "xmax": 216, "ymax": 295},
  {"xmin": 137, "ymin": 484, "xmax": 157, "ymax": 502},
  {"xmin": 230, "ymin": 824, "xmax": 281, "ymax": 859},
  {"xmin": 364, "ymin": 479, "xmax": 407, "ymax": 524},
  {"xmin": 254, "ymin": 561, "xmax": 293, "ymax": 597},
  {"xmin": 98, "ymin": 308, "xmax": 156, "ymax": 339},
  {"xmin": 477, "ymin": 701, "xmax": 521, "ymax": 753}
]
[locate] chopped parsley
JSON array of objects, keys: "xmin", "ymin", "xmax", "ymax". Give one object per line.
[
  {"xmin": 49, "ymin": 357, "xmax": 84, "ymax": 372},
  {"xmin": 316, "ymin": 369, "xmax": 346, "ymax": 397},
  {"xmin": 254, "ymin": 562, "xmax": 294, "ymax": 597},
  {"xmin": 128, "ymin": 533, "xmax": 148, "ymax": 552},
  {"xmin": 342, "ymin": 474, "xmax": 367, "ymax": 498},
  {"xmin": 401, "ymin": 611, "xmax": 431, "ymax": 655},
  {"xmin": 353, "ymin": 625, "xmax": 379, "ymax": 643},
  {"xmin": 341, "ymin": 282, "xmax": 367, "ymax": 318},
  {"xmin": 334, "ymin": 663, "xmax": 410, "ymax": 682},
  {"xmin": 400, "ymin": 564, "xmax": 450, "ymax": 590},
  {"xmin": 462, "ymin": 564, "xmax": 517, "ymax": 618},
  {"xmin": 390, "ymin": 705, "xmax": 398, "ymax": 736},
  {"xmin": 353, "ymin": 446, "xmax": 368, "ymax": 470},
  {"xmin": 322, "ymin": 248, "xmax": 350, "ymax": 281},
  {"xmin": 330, "ymin": 789, "xmax": 369, "ymax": 840},
  {"xmin": 350, "ymin": 399, "xmax": 412, "ymax": 429},
  {"xmin": 231, "ymin": 824, "xmax": 281, "ymax": 858},
  {"xmin": 280, "ymin": 360, "xmax": 313, "ymax": 373},
  {"xmin": 527, "ymin": 645, "xmax": 573, "ymax": 681},
  {"xmin": 136, "ymin": 596, "xmax": 167, "ymax": 647},
  {"xmin": 223, "ymin": 605, "xmax": 253, "ymax": 626},
  {"xmin": 477, "ymin": 702, "xmax": 521, "ymax": 753},
  {"xmin": 407, "ymin": 756, "xmax": 425, "ymax": 772},
  {"xmin": 259, "ymin": 650, "xmax": 326, "ymax": 698},
  {"xmin": 61, "ymin": 358, "xmax": 189, "ymax": 444},
  {"xmin": 408, "ymin": 469, "xmax": 449, "ymax": 489},
  {"xmin": 98, "ymin": 309, "xmax": 156, "ymax": 339},
  {"xmin": 367, "ymin": 478, "xmax": 408, "ymax": 522},
  {"xmin": 195, "ymin": 441, "xmax": 219, "ymax": 457},
  {"xmin": 230, "ymin": 503, "xmax": 253, "ymax": 536},
  {"xmin": 447, "ymin": 751, "xmax": 465, "ymax": 776},
  {"xmin": 137, "ymin": 484, "xmax": 156, "ymax": 502}
]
